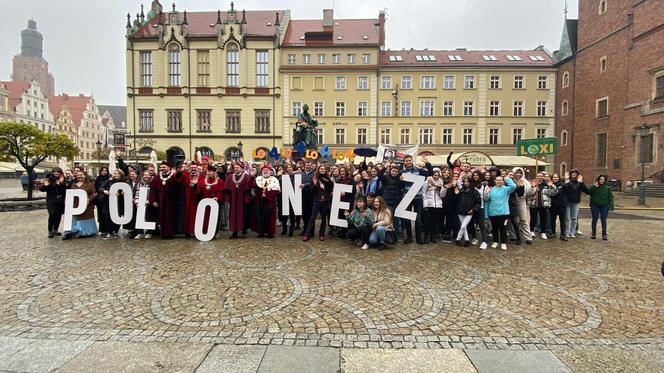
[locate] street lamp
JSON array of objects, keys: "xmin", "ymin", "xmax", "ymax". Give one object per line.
[
  {"xmin": 638, "ymin": 123, "xmax": 649, "ymax": 206},
  {"xmin": 95, "ymin": 140, "xmax": 102, "ymax": 175},
  {"xmin": 391, "ymin": 84, "xmax": 399, "ymax": 117}
]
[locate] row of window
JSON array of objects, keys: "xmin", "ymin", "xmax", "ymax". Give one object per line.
[
  {"xmin": 287, "ymin": 53, "xmax": 371, "ymax": 65},
  {"xmin": 138, "ymin": 109, "xmax": 271, "ymax": 134},
  {"xmin": 560, "ymin": 97, "xmax": 608, "ymax": 118},
  {"xmin": 292, "ymin": 100, "xmax": 549, "ymax": 117}
]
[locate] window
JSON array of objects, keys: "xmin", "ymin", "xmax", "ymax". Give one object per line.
[
  {"xmin": 443, "ymin": 101, "xmax": 454, "ymax": 116},
  {"xmin": 291, "ymin": 76, "xmax": 302, "ymax": 90},
  {"xmin": 463, "ymin": 101, "xmax": 474, "ymax": 116},
  {"xmin": 442, "ymin": 128, "xmax": 453, "ymax": 145},
  {"xmin": 255, "ymin": 110, "xmax": 270, "ymax": 133},
  {"xmin": 656, "ymin": 76, "xmax": 664, "ymax": 99},
  {"xmin": 512, "ymin": 128, "xmax": 523, "ymax": 144},
  {"xmin": 256, "ymin": 50, "xmax": 269, "ymax": 87},
  {"xmin": 419, "ymin": 128, "xmax": 433, "ymax": 145},
  {"xmin": 420, "ymin": 100, "xmax": 434, "ymax": 116},
  {"xmin": 314, "ymin": 76, "xmax": 324, "ymax": 90},
  {"xmin": 536, "ymin": 128, "xmax": 547, "ymax": 138},
  {"xmin": 489, "ymin": 101, "xmax": 500, "ymax": 116},
  {"xmin": 225, "ymin": 110, "xmax": 241, "ymax": 133},
  {"xmin": 463, "ymin": 128, "xmax": 473, "ymax": 144},
  {"xmin": 138, "ymin": 110, "xmax": 153, "ymax": 132},
  {"xmin": 287, "ymin": 54, "xmax": 295, "ymax": 64},
  {"xmin": 561, "ymin": 130, "xmax": 568, "ymax": 146},
  {"xmin": 401, "ymin": 76, "xmax": 412, "ymax": 89},
  {"xmin": 335, "ymin": 128, "xmax": 346, "ymax": 144},
  {"xmin": 227, "ymin": 45, "xmax": 239, "ymax": 87},
  {"xmin": 357, "ymin": 101, "xmax": 368, "ymax": 117},
  {"xmin": 537, "ymin": 101, "xmax": 547, "ymax": 116},
  {"xmin": 347, "ymin": 54, "xmax": 356, "ymax": 64},
  {"xmin": 362, "ymin": 54, "xmax": 370, "ymax": 64},
  {"xmin": 357, "ymin": 76, "xmax": 368, "ymax": 90},
  {"xmin": 140, "ymin": 51, "xmax": 152, "ymax": 86},
  {"xmin": 513, "ymin": 101, "xmax": 524, "ymax": 116},
  {"xmin": 464, "ymin": 75, "xmax": 475, "ymax": 89},
  {"xmin": 443, "ymin": 75, "xmax": 455, "ymax": 89},
  {"xmin": 357, "ymin": 128, "xmax": 367, "ymax": 144},
  {"xmin": 641, "ymin": 133, "xmax": 654, "ymax": 164},
  {"xmin": 538, "ymin": 75, "xmax": 548, "ymax": 89},
  {"xmin": 332, "ymin": 54, "xmax": 340, "ymax": 64},
  {"xmin": 314, "ymin": 101, "xmax": 324, "ymax": 117},
  {"xmin": 292, "ymin": 102, "xmax": 302, "ymax": 117},
  {"xmin": 168, "ymin": 44, "xmax": 181, "ymax": 86},
  {"xmin": 167, "ymin": 109, "xmax": 182, "ymax": 132},
  {"xmin": 600, "ymin": 57, "xmax": 607, "ymax": 73},
  {"xmin": 380, "ymin": 128, "xmax": 391, "ymax": 144},
  {"xmin": 381, "ymin": 101, "xmax": 391, "ymax": 116},
  {"xmin": 489, "ymin": 128, "xmax": 500, "ymax": 145},
  {"xmin": 381, "ymin": 76, "xmax": 392, "ymax": 89},
  {"xmin": 562, "ymin": 71, "xmax": 570, "ymax": 88},
  {"xmin": 197, "ymin": 50, "xmax": 210, "ymax": 86},
  {"xmin": 401, "ymin": 101, "xmax": 411, "ymax": 116},
  {"xmin": 302, "ymin": 54, "xmax": 311, "ymax": 64},
  {"xmin": 596, "ymin": 133, "xmax": 608, "ymax": 167},
  {"xmin": 316, "ymin": 129, "xmax": 324, "ymax": 145},
  {"xmin": 562, "ymin": 100, "xmax": 569, "ymax": 116},
  {"xmin": 514, "ymin": 75, "xmax": 524, "ymax": 89},
  {"xmin": 421, "ymin": 76, "xmax": 435, "ymax": 89},
  {"xmin": 597, "ymin": 98, "xmax": 609, "ymax": 118},
  {"xmin": 196, "ymin": 110, "xmax": 211, "ymax": 132},
  {"xmin": 317, "ymin": 54, "xmax": 326, "ymax": 64},
  {"xmin": 336, "ymin": 76, "xmax": 346, "ymax": 90},
  {"xmin": 400, "ymin": 128, "xmax": 411, "ymax": 144},
  {"xmin": 336, "ymin": 102, "xmax": 346, "ymax": 116},
  {"xmin": 598, "ymin": 0, "xmax": 607, "ymax": 14},
  {"xmin": 490, "ymin": 75, "xmax": 501, "ymax": 89}
]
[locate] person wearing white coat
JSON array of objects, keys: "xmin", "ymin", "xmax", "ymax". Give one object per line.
[
  {"xmin": 422, "ymin": 170, "xmax": 444, "ymax": 243},
  {"xmin": 512, "ymin": 167, "xmax": 534, "ymax": 244}
]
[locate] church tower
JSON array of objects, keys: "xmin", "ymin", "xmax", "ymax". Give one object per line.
[{"xmin": 12, "ymin": 20, "xmax": 55, "ymax": 97}]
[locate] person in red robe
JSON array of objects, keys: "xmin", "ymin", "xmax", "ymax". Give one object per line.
[
  {"xmin": 253, "ymin": 164, "xmax": 281, "ymax": 238},
  {"xmin": 149, "ymin": 161, "xmax": 185, "ymax": 239},
  {"xmin": 224, "ymin": 162, "xmax": 252, "ymax": 239},
  {"xmin": 183, "ymin": 162, "xmax": 202, "ymax": 237},
  {"xmin": 197, "ymin": 164, "xmax": 223, "ymax": 238}
]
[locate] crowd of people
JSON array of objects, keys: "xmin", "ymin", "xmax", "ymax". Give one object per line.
[{"xmin": 38, "ymin": 153, "xmax": 615, "ymax": 250}]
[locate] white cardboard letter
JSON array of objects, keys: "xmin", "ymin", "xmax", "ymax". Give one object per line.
[
  {"xmin": 281, "ymin": 174, "xmax": 302, "ymax": 216},
  {"xmin": 135, "ymin": 186, "xmax": 156, "ymax": 230},
  {"xmin": 194, "ymin": 198, "xmax": 219, "ymax": 242},
  {"xmin": 395, "ymin": 173, "xmax": 425, "ymax": 221},
  {"xmin": 63, "ymin": 189, "xmax": 87, "ymax": 232},
  {"xmin": 329, "ymin": 183, "xmax": 353, "ymax": 228},
  {"xmin": 109, "ymin": 182, "xmax": 133, "ymax": 225}
]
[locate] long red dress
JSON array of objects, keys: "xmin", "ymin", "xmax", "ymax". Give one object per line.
[
  {"xmin": 224, "ymin": 172, "xmax": 252, "ymax": 233},
  {"xmin": 183, "ymin": 172, "xmax": 201, "ymax": 235},
  {"xmin": 149, "ymin": 171, "xmax": 185, "ymax": 238},
  {"xmin": 253, "ymin": 176, "xmax": 280, "ymax": 236},
  {"xmin": 197, "ymin": 176, "xmax": 223, "ymax": 234}
]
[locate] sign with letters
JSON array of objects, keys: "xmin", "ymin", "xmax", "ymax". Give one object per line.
[{"xmin": 517, "ymin": 138, "xmax": 558, "ymax": 157}]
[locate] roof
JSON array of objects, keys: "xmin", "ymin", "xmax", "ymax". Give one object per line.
[
  {"xmin": 555, "ymin": 19, "xmax": 578, "ymax": 63},
  {"xmin": 131, "ymin": 10, "xmax": 285, "ymax": 38},
  {"xmin": 48, "ymin": 94, "xmax": 93, "ymax": 128},
  {"xmin": 2, "ymin": 81, "xmax": 31, "ymax": 111},
  {"xmin": 283, "ymin": 19, "xmax": 379, "ymax": 46},
  {"xmin": 98, "ymin": 105, "xmax": 127, "ymax": 129},
  {"xmin": 380, "ymin": 49, "xmax": 555, "ymax": 67}
]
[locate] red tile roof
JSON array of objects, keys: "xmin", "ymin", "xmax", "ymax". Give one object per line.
[
  {"xmin": 131, "ymin": 10, "xmax": 285, "ymax": 38},
  {"xmin": 48, "ymin": 94, "xmax": 93, "ymax": 128},
  {"xmin": 283, "ymin": 19, "xmax": 380, "ymax": 46},
  {"xmin": 380, "ymin": 49, "xmax": 554, "ymax": 67},
  {"xmin": 2, "ymin": 81, "xmax": 31, "ymax": 111}
]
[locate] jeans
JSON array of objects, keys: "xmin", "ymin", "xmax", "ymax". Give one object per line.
[
  {"xmin": 306, "ymin": 200, "xmax": 331, "ymax": 237},
  {"xmin": 456, "ymin": 214, "xmax": 473, "ymax": 241},
  {"xmin": 401, "ymin": 198, "xmax": 424, "ymax": 242},
  {"xmin": 565, "ymin": 202, "xmax": 580, "ymax": 235},
  {"xmin": 550, "ymin": 206, "xmax": 567, "ymax": 236},
  {"xmin": 471, "ymin": 209, "xmax": 489, "ymax": 243},
  {"xmin": 369, "ymin": 225, "xmax": 387, "ymax": 246},
  {"xmin": 347, "ymin": 223, "xmax": 371, "ymax": 244},
  {"xmin": 388, "ymin": 205, "xmax": 399, "ymax": 243},
  {"xmin": 490, "ymin": 215, "xmax": 509, "ymax": 244},
  {"xmin": 590, "ymin": 205, "xmax": 609, "ymax": 236},
  {"xmin": 443, "ymin": 206, "xmax": 459, "ymax": 238},
  {"xmin": 529, "ymin": 207, "xmax": 549, "ymax": 234},
  {"xmin": 423, "ymin": 207, "xmax": 442, "ymax": 241}
]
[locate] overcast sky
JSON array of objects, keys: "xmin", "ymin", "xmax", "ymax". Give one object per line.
[{"xmin": 1, "ymin": 0, "xmax": 578, "ymax": 105}]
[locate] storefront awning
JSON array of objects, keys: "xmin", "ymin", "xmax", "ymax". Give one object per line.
[{"xmin": 491, "ymin": 156, "xmax": 548, "ymax": 167}]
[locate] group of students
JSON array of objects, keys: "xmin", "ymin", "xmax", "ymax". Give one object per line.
[{"xmin": 39, "ymin": 152, "xmax": 615, "ymax": 250}]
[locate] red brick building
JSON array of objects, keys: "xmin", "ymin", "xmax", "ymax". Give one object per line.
[{"xmin": 554, "ymin": 0, "xmax": 664, "ymax": 187}]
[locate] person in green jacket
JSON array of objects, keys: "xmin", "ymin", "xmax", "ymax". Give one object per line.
[
  {"xmin": 345, "ymin": 195, "xmax": 374, "ymax": 250},
  {"xmin": 586, "ymin": 174, "xmax": 614, "ymax": 240}
]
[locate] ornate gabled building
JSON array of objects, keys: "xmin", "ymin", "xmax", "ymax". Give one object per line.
[
  {"xmin": 48, "ymin": 94, "xmax": 104, "ymax": 161},
  {"xmin": 98, "ymin": 105, "xmax": 128, "ymax": 154},
  {"xmin": 3, "ymin": 79, "xmax": 54, "ymax": 132},
  {"xmin": 0, "ymin": 82, "xmax": 14, "ymax": 122}
]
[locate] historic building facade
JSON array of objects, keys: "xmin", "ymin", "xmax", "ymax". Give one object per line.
[
  {"xmin": 0, "ymin": 82, "xmax": 14, "ymax": 122},
  {"xmin": 3, "ymin": 79, "xmax": 54, "ymax": 133},
  {"xmin": 48, "ymin": 94, "xmax": 104, "ymax": 161},
  {"xmin": 554, "ymin": 0, "xmax": 664, "ymax": 183}
]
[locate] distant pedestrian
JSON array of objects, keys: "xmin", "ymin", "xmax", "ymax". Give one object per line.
[
  {"xmin": 20, "ymin": 172, "xmax": 28, "ymax": 191},
  {"xmin": 586, "ymin": 174, "xmax": 614, "ymax": 240}
]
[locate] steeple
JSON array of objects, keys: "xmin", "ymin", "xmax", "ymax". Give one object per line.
[
  {"xmin": 216, "ymin": 10, "xmax": 222, "ymax": 24},
  {"xmin": 275, "ymin": 12, "xmax": 280, "ymax": 26},
  {"xmin": 241, "ymin": 9, "xmax": 247, "ymax": 24},
  {"xmin": 140, "ymin": 4, "xmax": 145, "ymax": 23},
  {"xmin": 183, "ymin": 10, "xmax": 188, "ymax": 25},
  {"xmin": 20, "ymin": 20, "xmax": 43, "ymax": 59}
]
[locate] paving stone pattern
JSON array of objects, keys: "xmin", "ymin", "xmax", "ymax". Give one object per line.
[{"xmin": 0, "ymin": 210, "xmax": 662, "ymax": 354}]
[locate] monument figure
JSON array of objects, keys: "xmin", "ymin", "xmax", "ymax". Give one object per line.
[{"xmin": 293, "ymin": 104, "xmax": 318, "ymax": 149}]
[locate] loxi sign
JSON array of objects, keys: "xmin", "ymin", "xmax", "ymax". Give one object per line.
[{"xmin": 517, "ymin": 138, "xmax": 558, "ymax": 157}]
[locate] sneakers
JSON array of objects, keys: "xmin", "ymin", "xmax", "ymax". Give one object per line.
[
  {"xmin": 471, "ymin": 239, "xmax": 479, "ymax": 246},
  {"xmin": 576, "ymin": 230, "xmax": 583, "ymax": 235},
  {"xmin": 102, "ymin": 234, "xmax": 112, "ymax": 240},
  {"xmin": 602, "ymin": 235, "xmax": 608, "ymax": 241},
  {"xmin": 560, "ymin": 236, "xmax": 568, "ymax": 241},
  {"xmin": 464, "ymin": 241, "xmax": 470, "ymax": 247},
  {"xmin": 134, "ymin": 233, "xmax": 144, "ymax": 240},
  {"xmin": 541, "ymin": 233, "xmax": 548, "ymax": 240},
  {"xmin": 491, "ymin": 242, "xmax": 499, "ymax": 249},
  {"xmin": 480, "ymin": 242, "xmax": 488, "ymax": 250},
  {"xmin": 569, "ymin": 233, "xmax": 576, "ymax": 239},
  {"xmin": 500, "ymin": 243, "xmax": 507, "ymax": 251},
  {"xmin": 361, "ymin": 244, "xmax": 369, "ymax": 250},
  {"xmin": 144, "ymin": 233, "xmax": 152, "ymax": 239},
  {"xmin": 48, "ymin": 231, "xmax": 54, "ymax": 238}
]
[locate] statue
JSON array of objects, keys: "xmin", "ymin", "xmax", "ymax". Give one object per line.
[{"xmin": 293, "ymin": 104, "xmax": 318, "ymax": 149}]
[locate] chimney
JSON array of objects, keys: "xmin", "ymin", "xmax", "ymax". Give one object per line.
[
  {"xmin": 323, "ymin": 9, "xmax": 333, "ymax": 31},
  {"xmin": 378, "ymin": 10, "xmax": 386, "ymax": 48}
]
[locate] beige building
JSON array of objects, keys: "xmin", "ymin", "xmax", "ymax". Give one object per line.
[
  {"xmin": 49, "ymin": 103, "xmax": 77, "ymax": 144},
  {"xmin": 49, "ymin": 94, "xmax": 104, "ymax": 161},
  {"xmin": 0, "ymin": 82, "xmax": 14, "ymax": 122},
  {"xmin": 3, "ymin": 79, "xmax": 54, "ymax": 133}
]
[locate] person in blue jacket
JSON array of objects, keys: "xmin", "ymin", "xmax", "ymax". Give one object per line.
[{"xmin": 484, "ymin": 175, "xmax": 516, "ymax": 251}]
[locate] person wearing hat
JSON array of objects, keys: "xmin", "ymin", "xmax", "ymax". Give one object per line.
[
  {"xmin": 253, "ymin": 164, "xmax": 281, "ymax": 238},
  {"xmin": 196, "ymin": 163, "xmax": 223, "ymax": 238},
  {"xmin": 224, "ymin": 161, "xmax": 253, "ymax": 239},
  {"xmin": 183, "ymin": 162, "xmax": 203, "ymax": 237},
  {"xmin": 149, "ymin": 161, "xmax": 187, "ymax": 239}
]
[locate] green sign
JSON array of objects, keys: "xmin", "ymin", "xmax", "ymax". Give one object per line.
[{"xmin": 517, "ymin": 137, "xmax": 558, "ymax": 156}]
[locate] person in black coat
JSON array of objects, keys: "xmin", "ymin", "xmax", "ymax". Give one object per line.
[
  {"xmin": 39, "ymin": 167, "xmax": 67, "ymax": 238},
  {"xmin": 563, "ymin": 169, "xmax": 587, "ymax": 237},
  {"xmin": 99, "ymin": 169, "xmax": 127, "ymax": 239},
  {"xmin": 378, "ymin": 163, "xmax": 403, "ymax": 243},
  {"xmin": 455, "ymin": 177, "xmax": 481, "ymax": 246},
  {"xmin": 550, "ymin": 173, "xmax": 570, "ymax": 240},
  {"xmin": 94, "ymin": 167, "xmax": 110, "ymax": 235}
]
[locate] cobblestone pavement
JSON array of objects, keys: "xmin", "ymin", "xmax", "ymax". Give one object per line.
[{"xmin": 0, "ymin": 210, "xmax": 662, "ymax": 354}]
